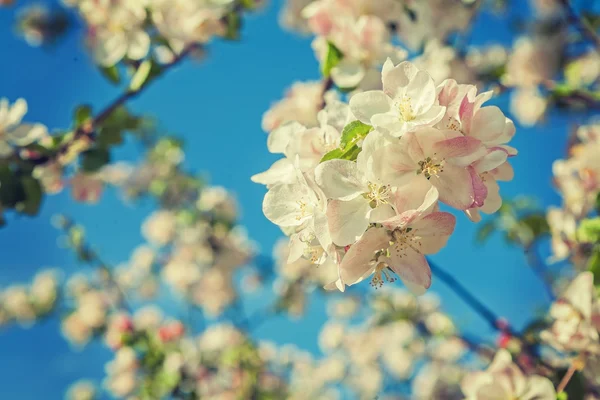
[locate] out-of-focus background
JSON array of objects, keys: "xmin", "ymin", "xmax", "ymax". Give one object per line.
[{"xmin": 0, "ymin": 0, "xmax": 596, "ymax": 398}]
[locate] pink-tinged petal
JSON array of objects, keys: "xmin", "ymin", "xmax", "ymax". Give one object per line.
[
  {"xmin": 480, "ymin": 177, "xmax": 502, "ymax": 214},
  {"xmin": 356, "ymin": 15, "xmax": 387, "ymax": 50},
  {"xmin": 499, "ymin": 145, "xmax": 518, "ymax": 156},
  {"xmin": 383, "ymin": 61, "xmax": 418, "ymax": 98},
  {"xmin": 339, "ymin": 228, "xmax": 389, "ymax": 285},
  {"xmin": 464, "ymin": 209, "xmax": 482, "ymax": 223},
  {"xmin": 458, "ymin": 94, "xmax": 475, "ymax": 133},
  {"xmin": 433, "ymin": 135, "xmax": 483, "ymax": 160},
  {"xmin": 473, "ymin": 149, "xmax": 508, "ymax": 173},
  {"xmin": 381, "ymin": 210, "xmax": 419, "ymax": 230},
  {"xmin": 430, "ymin": 164, "xmax": 474, "ymax": 210},
  {"xmin": 349, "ymin": 90, "xmax": 391, "ymax": 124},
  {"xmin": 302, "ymin": 3, "xmax": 335, "ymax": 35},
  {"xmin": 492, "ymin": 162, "xmax": 514, "ymax": 181},
  {"xmin": 469, "ymin": 106, "xmax": 506, "ymax": 143},
  {"xmin": 327, "ymin": 197, "xmax": 371, "ymax": 246},
  {"xmin": 437, "ymin": 79, "xmax": 459, "ymax": 107},
  {"xmin": 392, "ymin": 178, "xmax": 438, "ymax": 214},
  {"xmin": 405, "ymin": 131, "xmax": 428, "ymax": 162},
  {"xmin": 413, "ymin": 212, "xmax": 456, "ymax": 237},
  {"xmin": 386, "ymin": 246, "xmax": 431, "ymax": 295},
  {"xmin": 375, "ymin": 144, "xmax": 418, "ymax": 186},
  {"xmin": 469, "ymin": 166, "xmax": 488, "ymax": 208},
  {"xmin": 314, "ymin": 159, "xmax": 364, "ymax": 200}
]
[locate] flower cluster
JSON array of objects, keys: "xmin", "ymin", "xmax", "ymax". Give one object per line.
[
  {"xmin": 281, "ymin": 0, "xmax": 475, "ymax": 90},
  {"xmin": 63, "ymin": 0, "xmax": 244, "ymax": 66},
  {"xmin": 547, "ymin": 121, "xmax": 600, "ymax": 264},
  {"xmin": 256, "ymin": 60, "xmax": 516, "ymax": 294},
  {"xmin": 0, "ymin": 270, "xmax": 58, "ymax": 326}
]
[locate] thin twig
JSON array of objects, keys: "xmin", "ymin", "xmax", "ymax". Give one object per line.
[
  {"xmin": 428, "ymin": 258, "xmax": 553, "ymax": 370},
  {"xmin": 524, "ymin": 244, "xmax": 556, "ymax": 301},
  {"xmin": 16, "ymin": 44, "xmax": 199, "ymax": 164},
  {"xmin": 428, "ymin": 259, "xmax": 510, "ymax": 333},
  {"xmin": 559, "ymin": 0, "xmax": 600, "ymax": 49}
]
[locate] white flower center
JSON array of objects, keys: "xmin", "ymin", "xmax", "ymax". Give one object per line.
[
  {"xmin": 390, "ymin": 227, "xmax": 423, "ymax": 257},
  {"xmin": 365, "ymin": 182, "xmax": 391, "ymax": 207},
  {"xmin": 295, "ymin": 200, "xmax": 310, "ymax": 221},
  {"xmin": 396, "ymin": 96, "xmax": 416, "ymax": 122},
  {"xmin": 417, "ymin": 156, "xmax": 444, "ymax": 180},
  {"xmin": 299, "ymin": 232, "xmax": 323, "ymax": 264},
  {"xmin": 371, "ymin": 262, "xmax": 396, "ymax": 288}
]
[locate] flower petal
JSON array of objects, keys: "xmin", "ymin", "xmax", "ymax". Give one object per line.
[
  {"xmin": 431, "ymin": 164, "xmax": 474, "ymax": 210},
  {"xmin": 349, "ymin": 90, "xmax": 391, "ymax": 124},
  {"xmin": 315, "ymin": 159, "xmax": 365, "ymax": 200},
  {"xmin": 326, "ymin": 197, "xmax": 371, "ymax": 246},
  {"xmin": 339, "ymin": 228, "xmax": 388, "ymax": 285}
]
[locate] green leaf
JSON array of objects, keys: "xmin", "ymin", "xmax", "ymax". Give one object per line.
[
  {"xmin": 81, "ymin": 148, "xmax": 110, "ymax": 172},
  {"xmin": 100, "ymin": 65, "xmax": 120, "ymax": 84},
  {"xmin": 0, "ymin": 167, "xmax": 25, "ymax": 208},
  {"xmin": 339, "ymin": 121, "xmax": 372, "ymax": 148},
  {"xmin": 595, "ymin": 192, "xmax": 600, "ymax": 214},
  {"xmin": 103, "ymin": 106, "xmax": 140, "ymax": 131},
  {"xmin": 476, "ymin": 221, "xmax": 496, "ymax": 244},
  {"xmin": 19, "ymin": 176, "xmax": 43, "ymax": 216},
  {"xmin": 73, "ymin": 105, "xmax": 92, "ymax": 128},
  {"xmin": 224, "ymin": 12, "xmax": 242, "ymax": 40},
  {"xmin": 518, "ymin": 213, "xmax": 550, "ymax": 243},
  {"xmin": 322, "ymin": 41, "xmax": 343, "ymax": 78},
  {"xmin": 577, "ymin": 217, "xmax": 600, "ymax": 244},
  {"xmin": 240, "ymin": 0, "xmax": 260, "ymax": 9},
  {"xmin": 588, "ymin": 247, "xmax": 600, "ymax": 286},
  {"xmin": 96, "ymin": 128, "xmax": 124, "ymax": 147},
  {"xmin": 129, "ymin": 59, "xmax": 153, "ymax": 92}
]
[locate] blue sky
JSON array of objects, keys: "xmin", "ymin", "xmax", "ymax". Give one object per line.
[{"xmin": 0, "ymin": 1, "xmax": 595, "ymax": 398}]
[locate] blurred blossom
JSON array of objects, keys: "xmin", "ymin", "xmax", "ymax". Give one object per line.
[
  {"xmin": 15, "ymin": 4, "xmax": 69, "ymax": 46},
  {"xmin": 541, "ymin": 272, "xmax": 600, "ymax": 354},
  {"xmin": 71, "ymin": 173, "xmax": 103, "ymax": 204},
  {"xmin": 0, "ymin": 98, "xmax": 48, "ymax": 157},
  {"xmin": 510, "ymin": 88, "xmax": 547, "ymax": 127},
  {"xmin": 142, "ymin": 210, "xmax": 177, "ymax": 246},
  {"xmin": 262, "ymin": 81, "xmax": 325, "ymax": 132},
  {"xmin": 66, "ymin": 380, "xmax": 97, "ymax": 400},
  {"xmin": 461, "ymin": 349, "xmax": 556, "ymax": 400},
  {"xmin": 504, "ymin": 35, "xmax": 562, "ymax": 88}
]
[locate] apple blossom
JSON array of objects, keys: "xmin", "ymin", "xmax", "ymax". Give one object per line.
[
  {"xmin": 541, "ymin": 272, "xmax": 600, "ymax": 354},
  {"xmin": 0, "ymin": 98, "xmax": 47, "ymax": 156},
  {"xmin": 461, "ymin": 349, "xmax": 556, "ymax": 400},
  {"xmin": 350, "ymin": 60, "xmax": 446, "ymax": 137}
]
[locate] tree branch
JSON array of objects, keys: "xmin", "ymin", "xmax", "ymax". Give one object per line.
[{"xmin": 559, "ymin": 0, "xmax": 600, "ymax": 50}]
